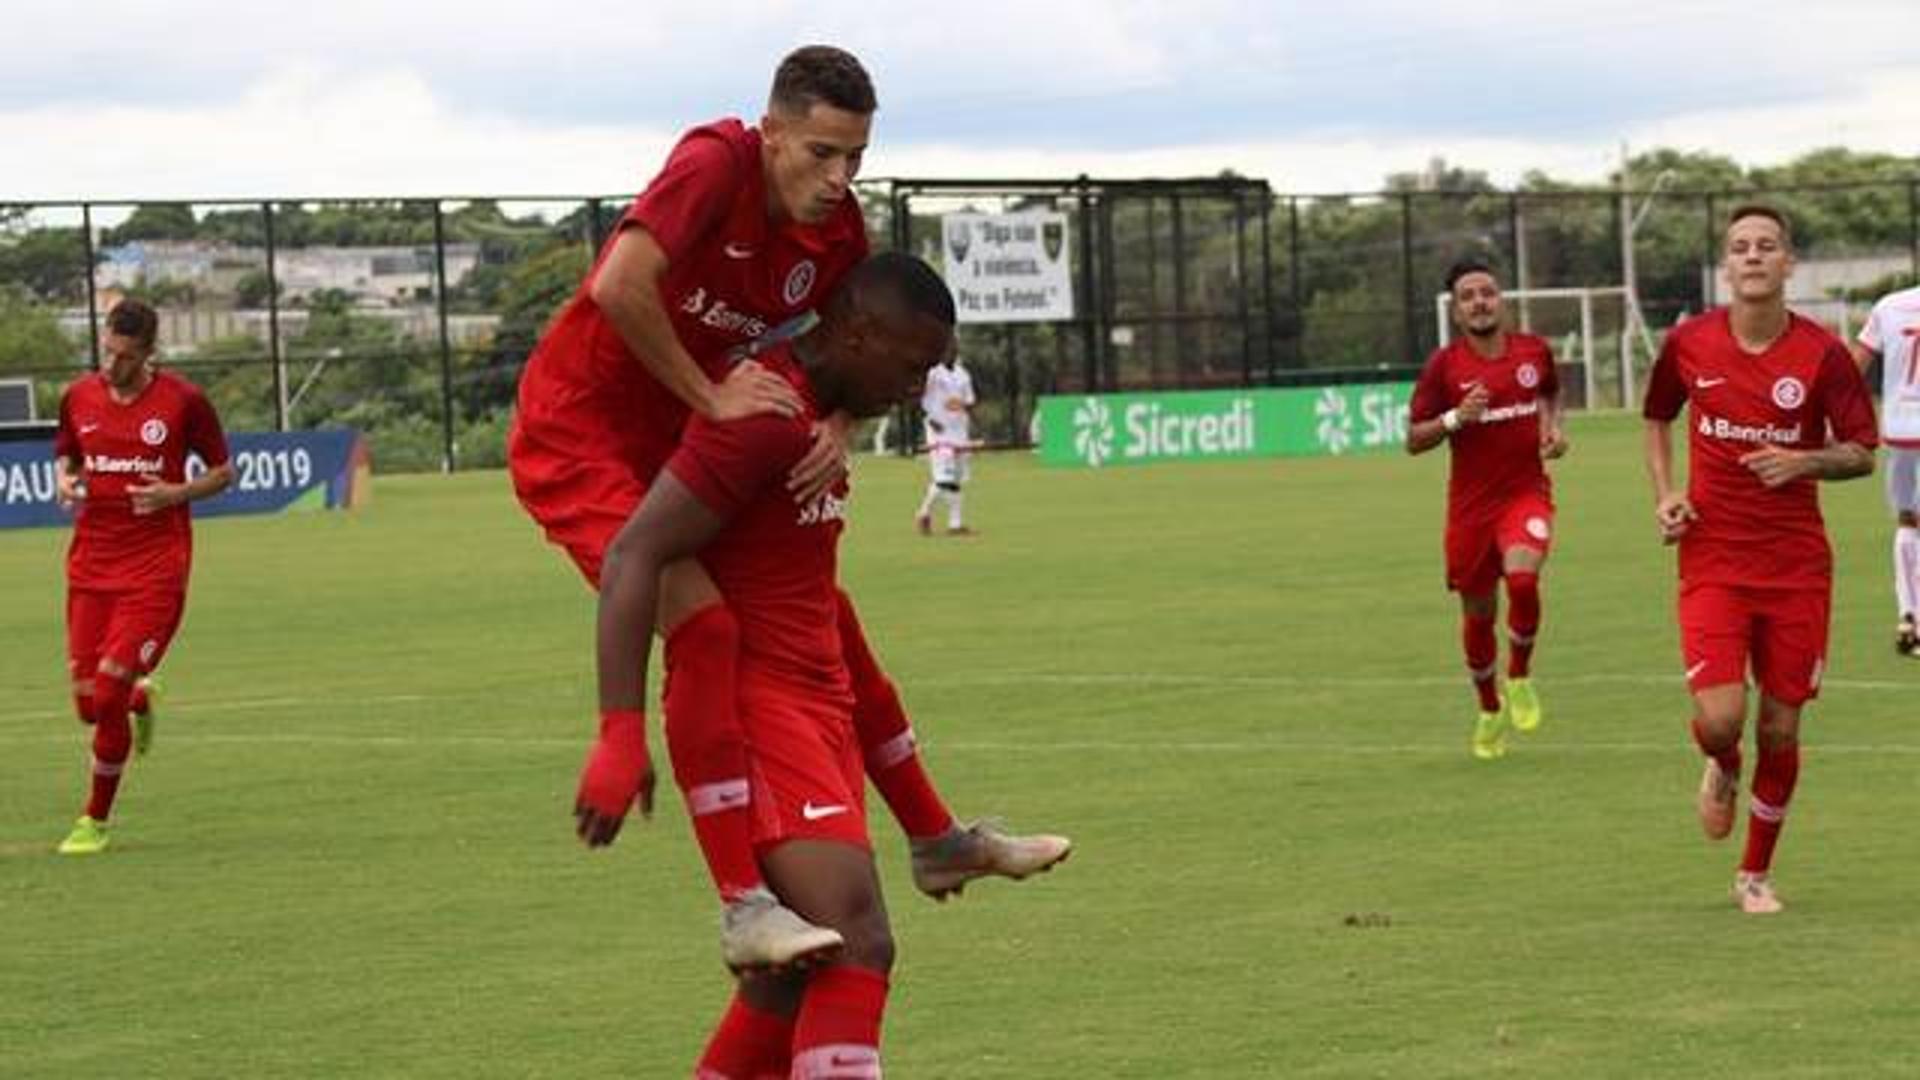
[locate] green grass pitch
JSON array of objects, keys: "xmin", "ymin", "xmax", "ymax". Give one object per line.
[{"xmin": 3, "ymin": 412, "xmax": 1916, "ymax": 1077}]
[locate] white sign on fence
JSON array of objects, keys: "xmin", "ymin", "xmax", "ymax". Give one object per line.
[{"xmin": 940, "ymin": 211, "xmax": 1074, "ymax": 323}]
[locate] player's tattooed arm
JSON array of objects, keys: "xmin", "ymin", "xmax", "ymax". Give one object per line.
[
  {"xmin": 1539, "ymin": 391, "xmax": 1569, "ymax": 459},
  {"xmin": 1738, "ymin": 442, "xmax": 1873, "ymax": 488},
  {"xmin": 1407, "ymin": 382, "xmax": 1489, "ymax": 455}
]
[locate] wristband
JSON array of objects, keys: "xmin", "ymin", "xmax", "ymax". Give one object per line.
[
  {"xmin": 598, "ymin": 708, "xmax": 647, "ymax": 754},
  {"xmin": 1441, "ymin": 409, "xmax": 1462, "ymax": 433}
]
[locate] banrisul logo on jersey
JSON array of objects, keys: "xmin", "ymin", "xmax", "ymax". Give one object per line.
[{"xmin": 1038, "ymin": 383, "xmax": 1411, "ymax": 468}]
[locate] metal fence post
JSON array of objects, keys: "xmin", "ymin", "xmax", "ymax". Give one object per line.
[
  {"xmin": 432, "ymin": 200, "xmax": 455, "ymax": 473},
  {"xmin": 81, "ymin": 203, "xmax": 101, "ymax": 370},
  {"xmin": 1259, "ymin": 186, "xmax": 1275, "ymax": 382},
  {"xmin": 1076, "ymin": 177, "xmax": 1098, "ymax": 391},
  {"xmin": 264, "ymin": 201, "xmax": 286, "ymax": 431},
  {"xmin": 1288, "ymin": 196, "xmax": 1302, "ymax": 369},
  {"xmin": 1400, "ymin": 192, "xmax": 1418, "ymax": 367}
]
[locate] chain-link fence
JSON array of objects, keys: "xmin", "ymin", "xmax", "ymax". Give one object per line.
[{"xmin": 3, "ymin": 178, "xmax": 1915, "ymax": 467}]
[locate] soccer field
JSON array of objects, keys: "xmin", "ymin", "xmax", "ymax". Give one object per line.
[{"xmin": 4, "ymin": 412, "xmax": 1917, "ymax": 1078}]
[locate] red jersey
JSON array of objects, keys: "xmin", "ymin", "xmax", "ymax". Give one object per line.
[
  {"xmin": 1409, "ymin": 333, "xmax": 1559, "ymax": 522},
  {"xmin": 54, "ymin": 369, "xmax": 230, "ymax": 592},
  {"xmin": 1642, "ymin": 309, "xmax": 1878, "ymax": 590},
  {"xmin": 519, "ymin": 118, "xmax": 870, "ymax": 468},
  {"xmin": 667, "ymin": 343, "xmax": 850, "ymax": 701}
]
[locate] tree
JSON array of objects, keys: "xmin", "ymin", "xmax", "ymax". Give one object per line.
[{"xmin": 0, "ymin": 285, "xmax": 81, "ymax": 377}]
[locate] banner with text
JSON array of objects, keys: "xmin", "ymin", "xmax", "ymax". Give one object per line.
[
  {"xmin": 941, "ymin": 211, "xmax": 1074, "ymax": 323},
  {"xmin": 1036, "ymin": 384, "xmax": 1413, "ymax": 468},
  {"xmin": 0, "ymin": 429, "xmax": 371, "ymax": 529}
]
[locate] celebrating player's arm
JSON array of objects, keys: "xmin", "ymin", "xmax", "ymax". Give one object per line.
[
  {"xmin": 127, "ymin": 459, "xmax": 234, "ymax": 514},
  {"xmin": 1405, "ymin": 379, "xmax": 1489, "ymax": 455},
  {"xmin": 575, "ymin": 469, "xmax": 728, "ymax": 848}
]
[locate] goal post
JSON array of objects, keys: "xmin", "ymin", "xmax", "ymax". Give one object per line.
[{"xmin": 1434, "ymin": 285, "xmax": 1657, "ymax": 411}]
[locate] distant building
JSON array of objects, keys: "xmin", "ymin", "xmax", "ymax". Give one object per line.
[{"xmin": 95, "ymin": 240, "xmax": 481, "ymax": 305}]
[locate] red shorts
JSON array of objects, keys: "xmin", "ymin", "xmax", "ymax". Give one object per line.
[
  {"xmin": 1677, "ymin": 582, "xmax": 1830, "ymax": 705},
  {"xmin": 507, "ymin": 379, "xmax": 673, "ymax": 588},
  {"xmin": 740, "ymin": 677, "xmax": 869, "ymax": 853},
  {"xmin": 1444, "ymin": 491, "xmax": 1555, "ymax": 594},
  {"xmin": 67, "ymin": 587, "xmax": 185, "ymax": 682}
]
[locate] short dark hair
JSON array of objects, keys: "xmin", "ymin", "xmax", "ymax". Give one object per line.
[
  {"xmin": 106, "ymin": 298, "xmax": 159, "ymax": 348},
  {"xmin": 770, "ymin": 45, "xmax": 876, "ymax": 116},
  {"xmin": 1727, "ymin": 203, "xmax": 1792, "ymax": 248},
  {"xmin": 843, "ymin": 251, "xmax": 955, "ymax": 327},
  {"xmin": 1444, "ymin": 257, "xmax": 1499, "ymax": 295}
]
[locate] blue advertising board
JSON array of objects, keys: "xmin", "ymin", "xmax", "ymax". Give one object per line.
[{"xmin": 0, "ymin": 429, "xmax": 370, "ymax": 530}]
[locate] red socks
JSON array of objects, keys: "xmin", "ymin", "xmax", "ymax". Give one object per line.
[
  {"xmin": 837, "ymin": 592, "xmax": 955, "ymax": 841},
  {"xmin": 695, "ymin": 994, "xmax": 795, "ymax": 1080},
  {"xmin": 1505, "ymin": 571, "xmax": 1540, "ymax": 678},
  {"xmin": 790, "ymin": 966, "xmax": 888, "ymax": 1080},
  {"xmin": 86, "ymin": 673, "xmax": 133, "ymax": 821},
  {"xmin": 1462, "ymin": 611, "xmax": 1500, "ymax": 712},
  {"xmin": 663, "ymin": 604, "xmax": 765, "ymax": 902},
  {"xmin": 1741, "ymin": 742, "xmax": 1800, "ymax": 874}
]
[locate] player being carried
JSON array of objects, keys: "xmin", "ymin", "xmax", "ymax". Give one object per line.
[
  {"xmin": 508, "ymin": 45, "xmax": 1068, "ymax": 972},
  {"xmin": 1407, "ymin": 259, "xmax": 1567, "ymax": 760},
  {"xmin": 581, "ymin": 252, "xmax": 960, "ymax": 1077},
  {"xmin": 914, "ymin": 343, "xmax": 976, "ymax": 536},
  {"xmin": 1848, "ymin": 279, "xmax": 1920, "ymax": 655},
  {"xmin": 51, "ymin": 299, "xmax": 234, "ymax": 854},
  {"xmin": 1643, "ymin": 204, "xmax": 1877, "ymax": 914}
]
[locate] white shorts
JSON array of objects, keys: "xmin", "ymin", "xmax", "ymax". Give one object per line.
[
  {"xmin": 929, "ymin": 443, "xmax": 970, "ymax": 487},
  {"xmin": 1887, "ymin": 446, "xmax": 1920, "ymax": 514}
]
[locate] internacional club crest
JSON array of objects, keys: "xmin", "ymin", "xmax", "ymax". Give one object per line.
[
  {"xmin": 1771, "ymin": 376, "xmax": 1806, "ymax": 410},
  {"xmin": 1072, "ymin": 397, "xmax": 1115, "ymax": 467},
  {"xmin": 783, "ymin": 260, "xmax": 817, "ymax": 306},
  {"xmin": 140, "ymin": 418, "xmax": 169, "ymax": 446},
  {"xmin": 1516, "ymin": 362, "xmax": 1540, "ymax": 389}
]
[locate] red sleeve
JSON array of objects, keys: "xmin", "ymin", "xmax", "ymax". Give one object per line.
[
  {"xmin": 183, "ymin": 385, "xmax": 231, "ymax": 467},
  {"xmin": 1818, "ymin": 342, "xmax": 1879, "ymax": 448},
  {"xmin": 1642, "ymin": 333, "xmax": 1687, "ymax": 421},
  {"xmin": 1408, "ymin": 351, "xmax": 1451, "ymax": 422},
  {"xmin": 620, "ymin": 127, "xmax": 744, "ymax": 265},
  {"xmin": 666, "ymin": 413, "xmax": 809, "ymax": 519},
  {"xmin": 1539, "ymin": 341, "xmax": 1561, "ymax": 397},
  {"xmin": 53, "ymin": 385, "xmax": 79, "ymax": 460}
]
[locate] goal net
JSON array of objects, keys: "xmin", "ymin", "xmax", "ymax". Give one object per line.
[{"xmin": 1434, "ymin": 286, "xmax": 1656, "ymax": 411}]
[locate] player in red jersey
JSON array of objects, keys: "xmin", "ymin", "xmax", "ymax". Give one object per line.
[
  {"xmin": 510, "ymin": 46, "xmax": 1068, "ymax": 970},
  {"xmin": 580, "ymin": 252, "xmax": 954, "ymax": 1078},
  {"xmin": 1643, "ymin": 205, "xmax": 1877, "ymax": 915},
  {"xmin": 50, "ymin": 299, "xmax": 233, "ymax": 855},
  {"xmin": 1408, "ymin": 259, "xmax": 1568, "ymax": 760}
]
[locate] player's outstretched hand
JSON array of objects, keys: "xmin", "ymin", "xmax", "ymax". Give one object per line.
[
  {"xmin": 788, "ymin": 411, "xmax": 855, "ymax": 505},
  {"xmin": 573, "ymin": 711, "xmax": 656, "ymax": 848},
  {"xmin": 711, "ymin": 360, "xmax": 803, "ymax": 422},
  {"xmin": 127, "ymin": 479, "xmax": 186, "ymax": 515},
  {"xmin": 1654, "ymin": 493, "xmax": 1698, "ymax": 544},
  {"xmin": 1738, "ymin": 445, "xmax": 1810, "ymax": 489},
  {"xmin": 1458, "ymin": 382, "xmax": 1491, "ymax": 423}
]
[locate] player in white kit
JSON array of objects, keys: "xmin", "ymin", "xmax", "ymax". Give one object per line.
[
  {"xmin": 1852, "ymin": 283, "xmax": 1920, "ymax": 655},
  {"xmin": 915, "ymin": 350, "xmax": 977, "ymax": 536}
]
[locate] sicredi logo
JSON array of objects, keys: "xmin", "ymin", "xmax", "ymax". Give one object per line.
[
  {"xmin": 1071, "ymin": 397, "xmax": 1114, "ymax": 467},
  {"xmin": 1314, "ymin": 389, "xmax": 1352, "ymax": 454},
  {"xmin": 1118, "ymin": 398, "xmax": 1256, "ymax": 462}
]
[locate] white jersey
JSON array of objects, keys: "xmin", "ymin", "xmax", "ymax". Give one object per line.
[
  {"xmin": 921, "ymin": 361, "xmax": 975, "ymax": 447},
  {"xmin": 1861, "ymin": 285, "xmax": 1920, "ymax": 446}
]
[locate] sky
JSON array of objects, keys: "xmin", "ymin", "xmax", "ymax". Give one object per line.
[{"xmin": 3, "ymin": 0, "xmax": 1915, "ymax": 203}]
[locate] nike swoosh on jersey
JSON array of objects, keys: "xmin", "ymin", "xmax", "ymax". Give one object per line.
[
  {"xmin": 1694, "ymin": 377, "xmax": 1727, "ymax": 389},
  {"xmin": 1685, "ymin": 660, "xmax": 1709, "ymax": 680},
  {"xmin": 724, "ymin": 242, "xmax": 755, "ymax": 259},
  {"xmin": 801, "ymin": 802, "xmax": 850, "ymax": 821}
]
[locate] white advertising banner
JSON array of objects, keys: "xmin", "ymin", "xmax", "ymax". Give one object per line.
[{"xmin": 940, "ymin": 211, "xmax": 1074, "ymax": 323}]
